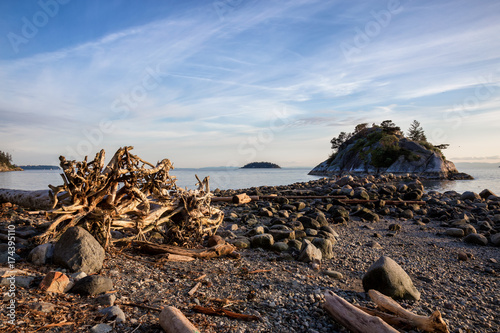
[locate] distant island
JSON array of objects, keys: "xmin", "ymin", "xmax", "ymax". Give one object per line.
[
  {"xmin": 18, "ymin": 165, "xmax": 61, "ymax": 170},
  {"xmin": 241, "ymin": 162, "xmax": 281, "ymax": 169}
]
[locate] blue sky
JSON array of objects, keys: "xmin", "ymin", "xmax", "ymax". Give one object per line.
[{"xmin": 1, "ymin": 0, "xmax": 499, "ymax": 168}]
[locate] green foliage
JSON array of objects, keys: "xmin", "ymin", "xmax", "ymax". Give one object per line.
[
  {"xmin": 0, "ymin": 150, "xmax": 13, "ymax": 167},
  {"xmin": 371, "ymin": 145, "xmax": 401, "ymax": 167},
  {"xmin": 330, "ymin": 131, "xmax": 353, "ymax": 152},
  {"xmin": 380, "ymin": 120, "xmax": 400, "ymax": 134}
]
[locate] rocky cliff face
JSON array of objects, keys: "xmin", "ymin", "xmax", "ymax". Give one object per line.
[{"xmin": 309, "ymin": 127, "xmax": 470, "ymax": 179}]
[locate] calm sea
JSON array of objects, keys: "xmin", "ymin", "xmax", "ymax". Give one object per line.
[{"xmin": 0, "ymin": 163, "xmax": 499, "ymax": 195}]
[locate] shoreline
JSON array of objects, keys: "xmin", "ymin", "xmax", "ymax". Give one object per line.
[{"xmin": 0, "ymin": 175, "xmax": 499, "ymax": 332}]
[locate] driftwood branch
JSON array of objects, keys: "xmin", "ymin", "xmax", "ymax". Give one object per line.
[
  {"xmin": 323, "ymin": 290, "xmax": 399, "ymax": 333},
  {"xmin": 159, "ymin": 306, "xmax": 200, "ymax": 333},
  {"xmin": 363, "ymin": 289, "xmax": 449, "ymax": 333},
  {"xmin": 192, "ymin": 305, "xmax": 260, "ymax": 321}
]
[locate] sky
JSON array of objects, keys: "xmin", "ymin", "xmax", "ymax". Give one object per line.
[{"xmin": 1, "ymin": 0, "xmax": 499, "ymax": 168}]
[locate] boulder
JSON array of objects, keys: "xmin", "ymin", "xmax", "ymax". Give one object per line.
[
  {"xmin": 297, "ymin": 240, "xmax": 322, "ymax": 263},
  {"xmin": 463, "ymin": 233, "xmax": 488, "ymax": 246},
  {"xmin": 250, "ymin": 234, "xmax": 274, "ymax": 249},
  {"xmin": 312, "ymin": 238, "xmax": 334, "ymax": 259},
  {"xmin": 491, "ymin": 233, "xmax": 500, "ymax": 247},
  {"xmin": 446, "ymin": 228, "xmax": 464, "ymax": 238},
  {"xmin": 362, "ymin": 256, "xmax": 420, "ymax": 301},
  {"xmin": 460, "ymin": 191, "xmax": 480, "ymax": 201},
  {"xmin": 352, "ymin": 207, "xmax": 380, "ymax": 222},
  {"xmin": 53, "ymin": 227, "xmax": 105, "ymax": 275}
]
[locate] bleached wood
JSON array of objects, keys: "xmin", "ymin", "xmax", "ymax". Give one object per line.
[
  {"xmin": 323, "ymin": 290, "xmax": 399, "ymax": 333},
  {"xmin": 159, "ymin": 306, "xmax": 200, "ymax": 333}
]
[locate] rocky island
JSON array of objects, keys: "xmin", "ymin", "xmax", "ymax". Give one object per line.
[
  {"xmin": 242, "ymin": 162, "xmax": 281, "ymax": 169},
  {"xmin": 309, "ymin": 120, "xmax": 472, "ymax": 180}
]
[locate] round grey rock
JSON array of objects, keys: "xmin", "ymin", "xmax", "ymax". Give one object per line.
[
  {"xmin": 362, "ymin": 256, "xmax": 420, "ymax": 301},
  {"xmin": 53, "ymin": 226, "xmax": 105, "ymax": 275}
]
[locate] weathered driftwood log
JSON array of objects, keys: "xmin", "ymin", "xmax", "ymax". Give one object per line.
[
  {"xmin": 27, "ymin": 146, "xmax": 223, "ymax": 249},
  {"xmin": 131, "ymin": 240, "xmax": 236, "ymax": 259},
  {"xmin": 159, "ymin": 306, "xmax": 200, "ymax": 333},
  {"xmin": 323, "ymin": 290, "xmax": 399, "ymax": 333},
  {"xmin": 0, "ymin": 189, "xmax": 53, "ymax": 210},
  {"xmin": 362, "ymin": 289, "xmax": 449, "ymax": 333}
]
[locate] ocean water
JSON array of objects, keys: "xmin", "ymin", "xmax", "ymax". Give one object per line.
[{"xmin": 0, "ymin": 163, "xmax": 499, "ymax": 195}]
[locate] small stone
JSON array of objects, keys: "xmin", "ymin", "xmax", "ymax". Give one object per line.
[
  {"xmin": 90, "ymin": 323, "xmax": 113, "ymax": 333},
  {"xmin": 366, "ymin": 241, "xmax": 383, "ymax": 249},
  {"xmin": 70, "ymin": 272, "xmax": 87, "ymax": 282},
  {"xmin": 323, "ymin": 270, "xmax": 343, "ymax": 279},
  {"xmin": 352, "ymin": 207, "xmax": 380, "ymax": 222},
  {"xmin": 28, "ymin": 243, "xmax": 54, "ymax": 266},
  {"xmin": 272, "ymin": 242, "xmax": 289, "ymax": 252},
  {"xmin": 457, "ymin": 251, "xmax": 469, "ymax": 261},
  {"xmin": 231, "ymin": 237, "xmax": 251, "ymax": 249},
  {"xmin": 28, "ymin": 301, "xmax": 56, "ymax": 313},
  {"xmin": 39, "ymin": 271, "xmax": 70, "ymax": 293},
  {"xmin": 388, "ymin": 224, "xmax": 401, "ymax": 231},
  {"xmin": 446, "ymin": 228, "xmax": 465, "ymax": 237},
  {"xmin": 247, "ymin": 226, "xmax": 265, "ymax": 236},
  {"xmin": 99, "ymin": 305, "xmax": 126, "ymax": 323},
  {"xmin": 250, "ymin": 233, "xmax": 274, "ymax": 249}
]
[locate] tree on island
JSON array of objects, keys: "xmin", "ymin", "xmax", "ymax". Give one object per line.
[
  {"xmin": 0, "ymin": 150, "xmax": 13, "ymax": 166},
  {"xmin": 407, "ymin": 120, "xmax": 427, "ymax": 142}
]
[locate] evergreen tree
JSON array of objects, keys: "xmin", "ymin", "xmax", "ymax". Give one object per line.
[{"xmin": 407, "ymin": 120, "xmax": 427, "ymax": 142}]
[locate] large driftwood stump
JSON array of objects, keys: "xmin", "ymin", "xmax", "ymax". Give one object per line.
[{"xmin": 26, "ymin": 146, "xmax": 223, "ymax": 249}]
